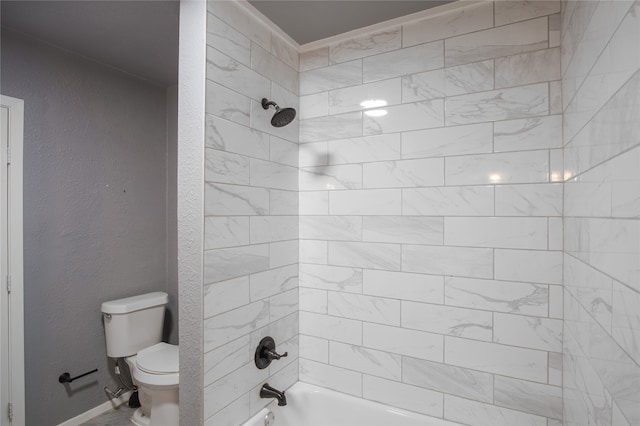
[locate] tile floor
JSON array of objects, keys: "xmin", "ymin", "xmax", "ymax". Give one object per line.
[{"xmin": 81, "ymin": 404, "xmax": 136, "ymax": 426}]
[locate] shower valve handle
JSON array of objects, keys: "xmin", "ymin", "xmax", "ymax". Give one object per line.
[
  {"xmin": 255, "ymin": 336, "xmax": 287, "ymax": 369},
  {"xmin": 264, "ymin": 348, "xmax": 288, "ymax": 361}
]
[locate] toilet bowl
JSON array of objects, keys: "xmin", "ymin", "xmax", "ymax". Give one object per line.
[
  {"xmin": 102, "ymin": 292, "xmax": 179, "ymax": 426},
  {"xmin": 126, "ymin": 343, "xmax": 179, "ymax": 426}
]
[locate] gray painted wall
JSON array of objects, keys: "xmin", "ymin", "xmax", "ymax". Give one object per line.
[{"xmin": 1, "ymin": 28, "xmax": 176, "ymax": 425}]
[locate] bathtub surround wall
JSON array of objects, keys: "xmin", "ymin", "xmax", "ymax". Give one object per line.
[
  {"xmin": 0, "ymin": 28, "xmax": 176, "ymax": 425},
  {"xmin": 561, "ymin": 1, "xmax": 640, "ymax": 425},
  {"xmin": 298, "ymin": 2, "xmax": 564, "ymax": 425},
  {"xmin": 202, "ymin": 2, "xmax": 300, "ymax": 424}
]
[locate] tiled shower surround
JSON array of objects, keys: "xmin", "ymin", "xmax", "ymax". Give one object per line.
[
  {"xmin": 298, "ymin": 2, "xmax": 564, "ymax": 425},
  {"xmin": 197, "ymin": 1, "xmax": 640, "ymax": 425}
]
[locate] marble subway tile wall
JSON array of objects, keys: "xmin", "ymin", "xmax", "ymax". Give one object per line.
[
  {"xmin": 299, "ymin": 2, "xmax": 564, "ymax": 424},
  {"xmin": 561, "ymin": 1, "xmax": 640, "ymax": 426},
  {"xmin": 203, "ymin": 2, "xmax": 299, "ymax": 424}
]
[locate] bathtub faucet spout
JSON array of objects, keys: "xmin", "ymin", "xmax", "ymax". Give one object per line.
[{"xmin": 260, "ymin": 383, "xmax": 287, "ymax": 406}]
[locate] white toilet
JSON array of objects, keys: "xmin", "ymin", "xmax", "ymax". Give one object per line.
[{"xmin": 102, "ymin": 292, "xmax": 179, "ymax": 426}]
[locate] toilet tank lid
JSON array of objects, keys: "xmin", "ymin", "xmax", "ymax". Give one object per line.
[{"xmin": 101, "ymin": 292, "xmax": 168, "ymax": 314}]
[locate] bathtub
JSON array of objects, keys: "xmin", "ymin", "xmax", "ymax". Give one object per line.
[{"xmin": 243, "ymin": 382, "xmax": 462, "ymax": 426}]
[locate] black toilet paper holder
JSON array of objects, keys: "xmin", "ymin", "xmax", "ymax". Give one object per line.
[{"xmin": 59, "ymin": 368, "xmax": 98, "ymax": 384}]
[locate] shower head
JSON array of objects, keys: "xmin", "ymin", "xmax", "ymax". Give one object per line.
[{"xmin": 261, "ymin": 98, "xmax": 296, "ymax": 127}]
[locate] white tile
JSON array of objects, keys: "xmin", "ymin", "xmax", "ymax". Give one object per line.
[
  {"xmin": 329, "ymin": 134, "xmax": 401, "ymax": 164},
  {"xmin": 363, "ymin": 375, "xmax": 443, "ymax": 417},
  {"xmin": 363, "ymin": 41, "xmax": 443, "ymax": 82},
  {"xmin": 402, "ymin": 301, "xmax": 493, "ymax": 341},
  {"xmin": 299, "ymin": 191, "xmax": 328, "ymax": 215},
  {"xmin": 270, "ymin": 34, "xmax": 298, "ymax": 71},
  {"xmin": 206, "ymin": 13, "xmax": 251, "ymax": 66},
  {"xmin": 249, "ymin": 264, "xmax": 298, "ymax": 301},
  {"xmin": 251, "ymin": 43, "xmax": 298, "ymax": 95},
  {"xmin": 204, "ymin": 244, "xmax": 270, "ymax": 284},
  {"xmin": 299, "ymin": 287, "xmax": 327, "ymax": 314},
  {"xmin": 495, "ymin": 1, "xmax": 561, "ymax": 26},
  {"xmin": 300, "ymin": 112, "xmax": 362, "ymax": 143},
  {"xmin": 329, "ymin": 27, "xmax": 402, "ymax": 64},
  {"xmin": 445, "ymin": 276, "xmax": 549, "ymax": 317},
  {"xmin": 495, "ymin": 48, "xmax": 561, "ymax": 89},
  {"xmin": 612, "ymin": 281, "xmax": 640, "ymax": 365},
  {"xmin": 205, "ymin": 182, "xmax": 269, "ymax": 216},
  {"xmin": 269, "ymin": 240, "xmax": 298, "ymax": 269},
  {"xmin": 402, "ymin": 2, "xmax": 494, "ymax": 47},
  {"xmin": 402, "ymin": 123, "xmax": 493, "ymax": 159},
  {"xmin": 444, "ymin": 60, "xmax": 494, "ymax": 96},
  {"xmin": 494, "ymin": 115, "xmax": 563, "ymax": 152},
  {"xmin": 494, "ymin": 313, "xmax": 563, "ymax": 352},
  {"xmin": 204, "ymin": 276, "xmax": 250, "ymax": 318},
  {"xmin": 363, "ymin": 158, "xmax": 444, "ymax": 188},
  {"xmin": 204, "ymin": 301, "xmax": 269, "ymax": 352},
  {"xmin": 495, "ymin": 249, "xmax": 563, "ymax": 284},
  {"xmin": 207, "ymin": 46, "xmax": 270, "ymax": 101},
  {"xmin": 548, "ymin": 217, "xmax": 563, "ymax": 250},
  {"xmin": 329, "ymin": 189, "xmax": 401, "ymax": 215},
  {"xmin": 403, "ymin": 186, "xmax": 494, "ymax": 216},
  {"xmin": 330, "ymin": 342, "xmax": 401, "ymax": 380},
  {"xmin": 402, "ymin": 245, "xmax": 494, "ymax": 279},
  {"xmin": 204, "ymin": 216, "xmax": 250, "ymax": 250},
  {"xmin": 299, "ymin": 240, "xmax": 327, "ymax": 264},
  {"xmin": 329, "ymin": 78, "xmax": 402, "ymax": 115},
  {"xmin": 299, "ymin": 335, "xmax": 328, "ymax": 363},
  {"xmin": 403, "ymin": 357, "xmax": 494, "ymax": 403},
  {"xmin": 203, "ymin": 362, "xmax": 268, "ymax": 419},
  {"xmin": 269, "ymin": 136, "xmax": 298, "ymax": 168},
  {"xmin": 299, "ymin": 215, "xmax": 362, "ymax": 241},
  {"xmin": 299, "ymin": 263, "xmax": 362, "ymax": 293},
  {"xmin": 204, "ymin": 335, "xmax": 251, "ymax": 386},
  {"xmin": 205, "ymin": 80, "xmax": 251, "ymax": 125},
  {"xmin": 299, "ymin": 142, "xmax": 327, "ymax": 167},
  {"xmin": 548, "ymin": 351, "xmax": 562, "ymax": 386},
  {"xmin": 300, "ymin": 60, "xmax": 362, "ymax": 95},
  {"xmin": 250, "ymin": 158, "xmax": 297, "ymax": 191},
  {"xmin": 494, "ymin": 376, "xmax": 562, "ymax": 420},
  {"xmin": 549, "ymin": 80, "xmax": 562, "ymax": 114},
  {"xmin": 444, "ymin": 394, "xmax": 547, "ymax": 426},
  {"xmin": 402, "ymin": 69, "xmax": 445, "ymax": 102},
  {"xmin": 329, "ymin": 292, "xmax": 400, "ymax": 326},
  {"xmin": 300, "ymin": 47, "xmax": 329, "ymax": 72},
  {"xmin": 446, "ymin": 83, "xmax": 549, "ymax": 125},
  {"xmin": 208, "ymin": 1, "xmax": 270, "ymax": 50},
  {"xmin": 363, "ymin": 216, "xmax": 443, "ymax": 245},
  {"xmin": 445, "ymin": 151, "xmax": 550, "ymax": 185},
  {"xmin": 299, "ymin": 164, "xmax": 362, "ymax": 191},
  {"xmin": 495, "ymin": 184, "xmax": 562, "ymax": 217},
  {"xmin": 299, "ymin": 92, "xmax": 328, "ymax": 119},
  {"xmin": 364, "ymin": 322, "xmax": 443, "ymax": 362},
  {"xmin": 445, "ymin": 17, "xmax": 548, "ymax": 67},
  {"xmin": 299, "ymin": 311, "xmax": 362, "ymax": 345},
  {"xmin": 329, "ymin": 241, "xmax": 401, "ymax": 271},
  {"xmin": 269, "ymin": 190, "xmax": 298, "ymax": 215},
  {"xmin": 299, "ymin": 358, "xmax": 362, "ymax": 397},
  {"xmin": 269, "ymin": 287, "xmax": 298, "ymax": 322},
  {"xmin": 249, "ymin": 216, "xmax": 297, "ymax": 244},
  {"xmin": 444, "ymin": 217, "xmax": 548, "ymax": 249},
  {"xmin": 364, "ymin": 99, "xmax": 444, "ymax": 134},
  {"xmin": 548, "ymin": 284, "xmax": 563, "ymax": 319},
  {"xmin": 445, "ymin": 337, "xmax": 548, "ymax": 383},
  {"xmin": 206, "ymin": 114, "xmax": 269, "ymax": 160},
  {"xmin": 363, "ymin": 269, "xmax": 444, "ymax": 304}
]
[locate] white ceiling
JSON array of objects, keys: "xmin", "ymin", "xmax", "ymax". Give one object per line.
[{"xmin": 1, "ymin": 0, "xmax": 454, "ymax": 86}]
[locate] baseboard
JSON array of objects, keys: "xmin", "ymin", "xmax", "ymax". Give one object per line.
[{"xmin": 57, "ymin": 391, "xmax": 133, "ymax": 426}]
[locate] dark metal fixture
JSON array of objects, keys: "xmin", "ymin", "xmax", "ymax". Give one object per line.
[
  {"xmin": 255, "ymin": 336, "xmax": 288, "ymax": 369},
  {"xmin": 58, "ymin": 368, "xmax": 98, "ymax": 384},
  {"xmin": 260, "ymin": 383, "xmax": 287, "ymax": 406},
  {"xmin": 261, "ymin": 98, "xmax": 296, "ymax": 127}
]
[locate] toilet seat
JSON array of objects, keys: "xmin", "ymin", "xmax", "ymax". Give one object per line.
[
  {"xmin": 137, "ymin": 343, "xmax": 179, "ymax": 374},
  {"xmin": 127, "ymin": 343, "xmax": 180, "ymax": 387}
]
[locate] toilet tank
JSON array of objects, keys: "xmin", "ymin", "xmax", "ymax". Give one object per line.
[{"xmin": 102, "ymin": 292, "xmax": 168, "ymax": 358}]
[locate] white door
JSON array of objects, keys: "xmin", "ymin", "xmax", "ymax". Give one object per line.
[{"xmin": 0, "ymin": 95, "xmax": 25, "ymax": 426}]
